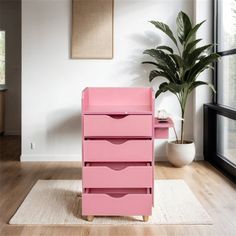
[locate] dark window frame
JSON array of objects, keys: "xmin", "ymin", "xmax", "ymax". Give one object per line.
[{"xmin": 204, "ymin": 0, "xmax": 236, "ymax": 183}]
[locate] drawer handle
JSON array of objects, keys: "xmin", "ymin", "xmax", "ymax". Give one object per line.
[
  {"xmin": 107, "ymin": 166, "xmax": 128, "ymax": 171},
  {"xmin": 107, "ymin": 115, "xmax": 128, "ymax": 119},
  {"xmin": 107, "ymin": 193, "xmax": 127, "ymax": 198},
  {"xmin": 106, "ymin": 140, "xmax": 128, "ymax": 145}
]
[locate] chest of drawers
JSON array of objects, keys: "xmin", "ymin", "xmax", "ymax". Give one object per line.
[{"xmin": 81, "ymin": 87, "xmax": 154, "ymax": 222}]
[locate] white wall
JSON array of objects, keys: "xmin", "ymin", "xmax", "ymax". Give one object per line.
[{"xmin": 22, "ymin": 0, "xmax": 194, "ymax": 161}]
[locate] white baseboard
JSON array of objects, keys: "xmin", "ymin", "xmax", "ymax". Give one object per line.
[
  {"xmin": 155, "ymin": 156, "xmax": 168, "ymax": 161},
  {"xmin": 20, "ymin": 154, "xmax": 81, "ymax": 162},
  {"xmin": 21, "ymin": 154, "xmax": 204, "ymax": 162},
  {"xmin": 155, "ymin": 155, "xmax": 204, "ymax": 162},
  {"xmin": 195, "ymin": 155, "xmax": 204, "ymax": 161}
]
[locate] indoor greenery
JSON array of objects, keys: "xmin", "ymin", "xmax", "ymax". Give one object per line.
[{"xmin": 143, "ymin": 11, "xmax": 220, "ymax": 144}]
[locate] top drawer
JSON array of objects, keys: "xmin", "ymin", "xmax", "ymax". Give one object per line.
[{"xmin": 83, "ymin": 115, "xmax": 152, "ymax": 137}]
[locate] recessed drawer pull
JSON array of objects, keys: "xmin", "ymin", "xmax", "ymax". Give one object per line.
[
  {"xmin": 106, "ymin": 166, "xmax": 128, "ymax": 171},
  {"xmin": 107, "ymin": 115, "xmax": 128, "ymax": 119},
  {"xmin": 106, "ymin": 139, "xmax": 128, "ymax": 145},
  {"xmin": 106, "ymin": 193, "xmax": 127, "ymax": 198}
]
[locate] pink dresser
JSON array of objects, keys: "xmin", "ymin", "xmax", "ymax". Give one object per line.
[{"xmin": 81, "ymin": 87, "xmax": 155, "ymax": 222}]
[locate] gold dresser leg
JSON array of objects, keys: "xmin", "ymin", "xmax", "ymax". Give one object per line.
[
  {"xmin": 87, "ymin": 216, "xmax": 94, "ymax": 222},
  {"xmin": 142, "ymin": 216, "xmax": 149, "ymax": 222}
]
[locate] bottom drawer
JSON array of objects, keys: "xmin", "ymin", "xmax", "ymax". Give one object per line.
[{"xmin": 82, "ymin": 193, "xmax": 152, "ymax": 216}]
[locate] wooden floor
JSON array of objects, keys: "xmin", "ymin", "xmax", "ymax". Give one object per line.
[{"xmin": 0, "ymin": 136, "xmax": 236, "ymax": 236}]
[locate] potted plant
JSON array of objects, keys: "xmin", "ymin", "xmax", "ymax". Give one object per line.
[{"xmin": 143, "ymin": 11, "xmax": 220, "ymax": 167}]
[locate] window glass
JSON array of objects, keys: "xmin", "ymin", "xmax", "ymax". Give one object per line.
[
  {"xmin": 217, "ymin": 54, "xmax": 236, "ymax": 109},
  {"xmin": 0, "ymin": 31, "xmax": 5, "ymax": 85},
  {"xmin": 217, "ymin": 115, "xmax": 236, "ymax": 165},
  {"xmin": 217, "ymin": 0, "xmax": 236, "ymax": 51}
]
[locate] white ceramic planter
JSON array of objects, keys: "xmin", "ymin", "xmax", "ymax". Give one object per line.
[{"xmin": 167, "ymin": 141, "xmax": 196, "ymax": 167}]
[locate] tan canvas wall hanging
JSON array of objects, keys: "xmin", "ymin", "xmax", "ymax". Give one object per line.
[{"xmin": 72, "ymin": 0, "xmax": 113, "ymax": 59}]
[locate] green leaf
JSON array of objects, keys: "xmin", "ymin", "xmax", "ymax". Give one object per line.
[
  {"xmin": 150, "ymin": 21, "xmax": 178, "ymax": 47},
  {"xmin": 166, "ymin": 83, "xmax": 186, "ymax": 93},
  {"xmin": 149, "ymin": 70, "xmax": 172, "ymax": 82},
  {"xmin": 142, "ymin": 60, "xmax": 179, "ymax": 83},
  {"xmin": 185, "ymin": 20, "xmax": 205, "ymax": 44},
  {"xmin": 142, "ymin": 61, "xmax": 159, "ymax": 67},
  {"xmin": 188, "ymin": 81, "xmax": 216, "ymax": 93},
  {"xmin": 177, "ymin": 11, "xmax": 192, "ymax": 44},
  {"xmin": 155, "ymin": 82, "xmax": 169, "ymax": 98},
  {"xmin": 155, "ymin": 81, "xmax": 190, "ymax": 99},
  {"xmin": 183, "ymin": 39, "xmax": 202, "ymax": 57},
  {"xmin": 156, "ymin": 45, "xmax": 173, "ymax": 54},
  {"xmin": 186, "ymin": 53, "xmax": 220, "ymax": 82},
  {"xmin": 160, "ymin": 82, "xmax": 186, "ymax": 94},
  {"xmin": 143, "ymin": 49, "xmax": 176, "ymax": 72},
  {"xmin": 159, "ymin": 82, "xmax": 169, "ymax": 90},
  {"xmin": 169, "ymin": 54, "xmax": 183, "ymax": 69},
  {"xmin": 149, "ymin": 70, "xmax": 163, "ymax": 82},
  {"xmin": 155, "ymin": 89, "xmax": 164, "ymax": 98},
  {"xmin": 185, "ymin": 44, "xmax": 213, "ymax": 68}
]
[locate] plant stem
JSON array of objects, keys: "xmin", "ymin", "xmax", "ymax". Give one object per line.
[
  {"xmin": 173, "ymin": 126, "xmax": 179, "ymax": 143},
  {"xmin": 180, "ymin": 109, "xmax": 185, "ymax": 144},
  {"xmin": 179, "ymin": 88, "xmax": 188, "ymax": 144}
]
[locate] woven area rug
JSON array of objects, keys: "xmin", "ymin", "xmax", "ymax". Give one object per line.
[{"xmin": 9, "ymin": 180, "xmax": 212, "ymax": 225}]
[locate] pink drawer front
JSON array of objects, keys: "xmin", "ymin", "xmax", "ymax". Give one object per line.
[
  {"xmin": 83, "ymin": 140, "xmax": 152, "ymax": 162},
  {"xmin": 82, "ymin": 193, "xmax": 152, "ymax": 216},
  {"xmin": 83, "ymin": 115, "xmax": 152, "ymax": 137},
  {"xmin": 83, "ymin": 165, "xmax": 152, "ymax": 188}
]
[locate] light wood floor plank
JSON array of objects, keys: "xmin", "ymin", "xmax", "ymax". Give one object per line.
[{"xmin": 0, "ymin": 136, "xmax": 235, "ymax": 236}]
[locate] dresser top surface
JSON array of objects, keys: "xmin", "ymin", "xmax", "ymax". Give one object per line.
[
  {"xmin": 82, "ymin": 87, "xmax": 154, "ymax": 114},
  {"xmin": 84, "ymin": 105, "xmax": 152, "ymax": 115}
]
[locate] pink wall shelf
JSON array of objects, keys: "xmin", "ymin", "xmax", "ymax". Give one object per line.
[{"xmin": 154, "ymin": 118, "xmax": 174, "ymax": 139}]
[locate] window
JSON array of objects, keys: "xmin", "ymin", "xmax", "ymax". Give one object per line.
[
  {"xmin": 0, "ymin": 31, "xmax": 5, "ymax": 85},
  {"xmin": 217, "ymin": 54, "xmax": 236, "ymax": 109},
  {"xmin": 204, "ymin": 0, "xmax": 236, "ymax": 182},
  {"xmin": 216, "ymin": 0, "xmax": 236, "ymax": 109},
  {"xmin": 217, "ymin": 0, "xmax": 236, "ymax": 51},
  {"xmin": 217, "ymin": 115, "xmax": 236, "ymax": 166},
  {"xmin": 216, "ymin": 0, "xmax": 236, "ymax": 168}
]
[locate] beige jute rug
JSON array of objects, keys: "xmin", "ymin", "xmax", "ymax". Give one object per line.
[{"xmin": 9, "ymin": 180, "xmax": 212, "ymax": 225}]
